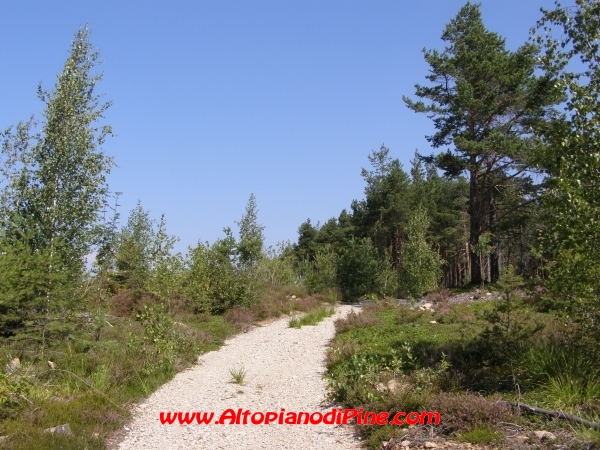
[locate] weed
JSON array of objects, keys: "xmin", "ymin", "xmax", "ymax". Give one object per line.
[
  {"xmin": 229, "ymin": 367, "xmax": 247, "ymax": 384},
  {"xmin": 90, "ymin": 365, "xmax": 110, "ymax": 391},
  {"xmin": 542, "ymin": 375, "xmax": 600, "ymax": 409},
  {"xmin": 288, "ymin": 315, "xmax": 302, "ymax": 328}
]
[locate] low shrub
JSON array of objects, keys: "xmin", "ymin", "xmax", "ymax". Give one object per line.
[
  {"xmin": 326, "ymin": 341, "xmax": 358, "ymax": 368},
  {"xmin": 290, "ymin": 296, "xmax": 320, "ymax": 312},
  {"xmin": 427, "ymin": 392, "xmax": 516, "ymax": 436},
  {"xmin": 224, "ymin": 307, "xmax": 255, "ymax": 332},
  {"xmin": 395, "ymin": 306, "xmax": 424, "ymax": 324},
  {"xmin": 333, "ymin": 309, "xmax": 380, "ymax": 334}
]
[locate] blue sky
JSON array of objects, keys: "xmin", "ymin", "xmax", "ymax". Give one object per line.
[{"xmin": 0, "ymin": 0, "xmax": 557, "ymax": 254}]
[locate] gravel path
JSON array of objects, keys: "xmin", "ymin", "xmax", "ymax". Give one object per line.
[{"xmin": 117, "ymin": 304, "xmax": 362, "ymax": 450}]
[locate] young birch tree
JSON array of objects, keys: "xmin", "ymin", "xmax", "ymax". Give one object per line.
[{"xmin": 0, "ymin": 26, "xmax": 114, "ymax": 333}]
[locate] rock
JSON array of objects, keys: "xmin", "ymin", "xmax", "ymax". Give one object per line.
[
  {"xmin": 534, "ymin": 430, "xmax": 556, "ymax": 441},
  {"xmin": 375, "ymin": 382, "xmax": 387, "ymax": 392},
  {"xmin": 5, "ymin": 358, "xmax": 20, "ymax": 374},
  {"xmin": 424, "ymin": 442, "xmax": 438, "ymax": 448},
  {"xmin": 515, "ymin": 435, "xmax": 528, "ymax": 443},
  {"xmin": 44, "ymin": 424, "xmax": 71, "ymax": 435},
  {"xmin": 387, "ymin": 379, "xmax": 402, "ymax": 392},
  {"xmin": 430, "ymin": 320, "xmax": 437, "ymax": 324},
  {"xmin": 400, "ymin": 440, "xmax": 411, "ymax": 447},
  {"xmin": 291, "ymin": 295, "xmax": 296, "ymax": 299},
  {"xmin": 47, "ymin": 360, "xmax": 56, "ymax": 370},
  {"xmin": 422, "ymin": 303, "xmax": 433, "ymax": 309},
  {"xmin": 486, "ymin": 292, "xmax": 492, "ymax": 296}
]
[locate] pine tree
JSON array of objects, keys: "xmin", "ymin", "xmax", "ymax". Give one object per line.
[
  {"xmin": 351, "ymin": 145, "xmax": 411, "ymax": 266},
  {"xmin": 404, "ymin": 2, "xmax": 560, "ymax": 284}
]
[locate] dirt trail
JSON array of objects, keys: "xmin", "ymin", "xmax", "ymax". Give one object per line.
[{"xmin": 116, "ymin": 304, "xmax": 361, "ymax": 450}]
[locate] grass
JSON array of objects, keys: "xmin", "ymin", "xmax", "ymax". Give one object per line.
[
  {"xmin": 289, "ymin": 306, "xmax": 335, "ymax": 328},
  {"xmin": 458, "ymin": 426, "xmax": 503, "ymax": 444},
  {"xmin": 229, "ymin": 367, "xmax": 247, "ymax": 384}
]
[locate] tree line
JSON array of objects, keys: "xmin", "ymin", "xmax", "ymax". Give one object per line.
[
  {"xmin": 1, "ymin": 1, "xmax": 600, "ymax": 343},
  {"xmin": 292, "ymin": 0, "xmax": 600, "ymax": 335}
]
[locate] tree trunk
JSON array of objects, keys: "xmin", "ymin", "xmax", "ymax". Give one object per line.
[
  {"xmin": 488, "ymin": 178, "xmax": 499, "ymax": 282},
  {"xmin": 469, "ymin": 162, "xmax": 482, "ymax": 284}
]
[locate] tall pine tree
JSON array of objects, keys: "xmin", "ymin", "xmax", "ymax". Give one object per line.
[{"xmin": 404, "ymin": 2, "xmax": 560, "ymax": 283}]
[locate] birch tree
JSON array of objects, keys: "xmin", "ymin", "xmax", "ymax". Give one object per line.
[{"xmin": 0, "ymin": 26, "xmax": 114, "ymax": 332}]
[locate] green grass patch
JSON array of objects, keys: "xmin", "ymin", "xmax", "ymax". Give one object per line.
[
  {"xmin": 289, "ymin": 306, "xmax": 335, "ymax": 328},
  {"xmin": 458, "ymin": 426, "xmax": 503, "ymax": 445},
  {"xmin": 229, "ymin": 367, "xmax": 247, "ymax": 384}
]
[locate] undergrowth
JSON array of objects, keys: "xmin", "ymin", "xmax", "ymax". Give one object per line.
[
  {"xmin": 0, "ymin": 283, "xmax": 333, "ymax": 449},
  {"xmin": 325, "ymin": 293, "xmax": 600, "ymax": 449}
]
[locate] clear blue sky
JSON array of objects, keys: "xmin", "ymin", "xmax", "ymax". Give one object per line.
[{"xmin": 1, "ymin": 0, "xmax": 556, "ymax": 254}]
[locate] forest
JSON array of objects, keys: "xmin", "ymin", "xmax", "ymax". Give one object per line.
[{"xmin": 1, "ymin": 1, "xmax": 599, "ymax": 449}]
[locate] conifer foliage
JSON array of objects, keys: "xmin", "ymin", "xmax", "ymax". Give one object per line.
[{"xmin": 404, "ymin": 2, "xmax": 560, "ymax": 284}]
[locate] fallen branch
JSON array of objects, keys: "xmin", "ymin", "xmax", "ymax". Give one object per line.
[{"xmin": 500, "ymin": 401, "xmax": 600, "ymax": 430}]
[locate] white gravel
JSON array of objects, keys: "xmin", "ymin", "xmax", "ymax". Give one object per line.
[{"xmin": 117, "ymin": 304, "xmax": 362, "ymax": 450}]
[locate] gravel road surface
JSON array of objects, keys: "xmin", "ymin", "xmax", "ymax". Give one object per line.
[{"xmin": 116, "ymin": 304, "xmax": 361, "ymax": 450}]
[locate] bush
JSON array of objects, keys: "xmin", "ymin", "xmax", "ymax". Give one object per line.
[
  {"xmin": 183, "ymin": 237, "xmax": 258, "ymax": 315},
  {"xmin": 427, "ymin": 392, "xmax": 516, "ymax": 435},
  {"xmin": 398, "ymin": 206, "xmax": 443, "ymax": 298},
  {"xmin": 255, "ymin": 242, "xmax": 299, "ymax": 287},
  {"xmin": 289, "ymin": 296, "xmax": 319, "ymax": 312},
  {"xmin": 336, "ymin": 238, "xmax": 382, "ymax": 301},
  {"xmin": 0, "ymin": 361, "xmax": 32, "ymax": 419},
  {"xmin": 224, "ymin": 307, "xmax": 255, "ymax": 332},
  {"xmin": 302, "ymin": 247, "xmax": 338, "ymax": 294},
  {"xmin": 333, "ymin": 309, "xmax": 380, "ymax": 334}
]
